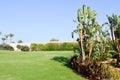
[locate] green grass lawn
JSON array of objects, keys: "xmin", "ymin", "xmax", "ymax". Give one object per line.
[{"xmin": 0, "ymin": 50, "xmax": 85, "ymax": 80}]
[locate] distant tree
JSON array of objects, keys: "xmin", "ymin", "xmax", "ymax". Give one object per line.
[
  {"xmin": 18, "ymin": 40, "xmax": 23, "ymax": 43},
  {"xmin": 2, "ymin": 37, "xmax": 6, "ymax": 44},
  {"xmin": 50, "ymin": 38, "xmax": 59, "ymax": 42},
  {"xmin": 9, "ymin": 33, "xmax": 14, "ymax": 43},
  {"xmin": 4, "ymin": 34, "xmax": 9, "ymax": 43}
]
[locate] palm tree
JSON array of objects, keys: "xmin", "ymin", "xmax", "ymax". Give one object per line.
[
  {"xmin": 4, "ymin": 34, "xmax": 9, "ymax": 44},
  {"xmin": 106, "ymin": 14, "xmax": 120, "ymax": 53},
  {"xmin": 2, "ymin": 37, "xmax": 6, "ymax": 44},
  {"xmin": 9, "ymin": 33, "xmax": 14, "ymax": 43}
]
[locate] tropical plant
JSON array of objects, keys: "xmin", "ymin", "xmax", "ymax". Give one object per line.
[
  {"xmin": 72, "ymin": 5, "xmax": 103, "ymax": 61},
  {"xmin": 106, "ymin": 14, "xmax": 120, "ymax": 53},
  {"xmin": 106, "ymin": 14, "xmax": 120, "ymax": 67},
  {"xmin": 70, "ymin": 4, "xmax": 120, "ymax": 80}
]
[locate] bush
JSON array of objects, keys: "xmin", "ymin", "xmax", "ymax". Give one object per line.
[
  {"xmin": 70, "ymin": 56, "xmax": 111, "ymax": 80},
  {"xmin": 30, "ymin": 42, "xmax": 79, "ymax": 51},
  {"xmin": 0, "ymin": 44, "xmax": 14, "ymax": 51},
  {"xmin": 17, "ymin": 45, "xmax": 29, "ymax": 51}
]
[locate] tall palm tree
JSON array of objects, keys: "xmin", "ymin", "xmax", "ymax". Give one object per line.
[
  {"xmin": 5, "ymin": 34, "xmax": 9, "ymax": 44},
  {"xmin": 9, "ymin": 33, "xmax": 14, "ymax": 43},
  {"xmin": 2, "ymin": 37, "xmax": 6, "ymax": 44},
  {"xmin": 106, "ymin": 14, "xmax": 120, "ymax": 53}
]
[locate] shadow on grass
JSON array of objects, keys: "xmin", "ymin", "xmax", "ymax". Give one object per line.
[
  {"xmin": 51, "ymin": 56, "xmax": 71, "ymax": 68},
  {"xmin": 51, "ymin": 56, "xmax": 87, "ymax": 79}
]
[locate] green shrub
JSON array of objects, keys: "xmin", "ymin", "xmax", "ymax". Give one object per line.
[
  {"xmin": 16, "ymin": 45, "xmax": 21, "ymax": 49},
  {"xmin": 17, "ymin": 45, "xmax": 29, "ymax": 51},
  {"xmin": 21, "ymin": 46, "xmax": 29, "ymax": 51},
  {"xmin": 0, "ymin": 44, "xmax": 14, "ymax": 51}
]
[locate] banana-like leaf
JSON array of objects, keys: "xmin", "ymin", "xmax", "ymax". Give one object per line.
[
  {"xmin": 71, "ymin": 29, "xmax": 79, "ymax": 38},
  {"xmin": 83, "ymin": 4, "xmax": 88, "ymax": 19},
  {"xmin": 106, "ymin": 15, "xmax": 113, "ymax": 24},
  {"xmin": 87, "ymin": 7, "xmax": 91, "ymax": 19},
  {"xmin": 78, "ymin": 9, "xmax": 84, "ymax": 23},
  {"xmin": 73, "ymin": 29, "xmax": 78, "ymax": 33},
  {"xmin": 87, "ymin": 7, "xmax": 96, "ymax": 20}
]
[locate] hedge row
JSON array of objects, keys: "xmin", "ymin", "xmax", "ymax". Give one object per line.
[{"xmin": 31, "ymin": 42, "xmax": 79, "ymax": 51}]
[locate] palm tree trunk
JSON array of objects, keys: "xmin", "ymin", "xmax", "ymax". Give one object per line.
[
  {"xmin": 79, "ymin": 30, "xmax": 85, "ymax": 62},
  {"xmin": 10, "ymin": 37, "xmax": 12, "ymax": 43},
  {"xmin": 118, "ymin": 41, "xmax": 120, "ymax": 53},
  {"xmin": 110, "ymin": 27, "xmax": 115, "ymax": 44},
  {"xmin": 2, "ymin": 40, "xmax": 4, "ymax": 44},
  {"xmin": 114, "ymin": 31, "xmax": 120, "ymax": 53}
]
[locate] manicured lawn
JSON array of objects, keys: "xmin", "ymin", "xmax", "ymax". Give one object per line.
[{"xmin": 0, "ymin": 50, "xmax": 85, "ymax": 80}]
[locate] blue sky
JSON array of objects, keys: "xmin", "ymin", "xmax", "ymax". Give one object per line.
[{"xmin": 0, "ymin": 0, "xmax": 120, "ymax": 43}]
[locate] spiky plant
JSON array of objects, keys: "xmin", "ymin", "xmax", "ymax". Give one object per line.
[{"xmin": 9, "ymin": 33, "xmax": 14, "ymax": 43}]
